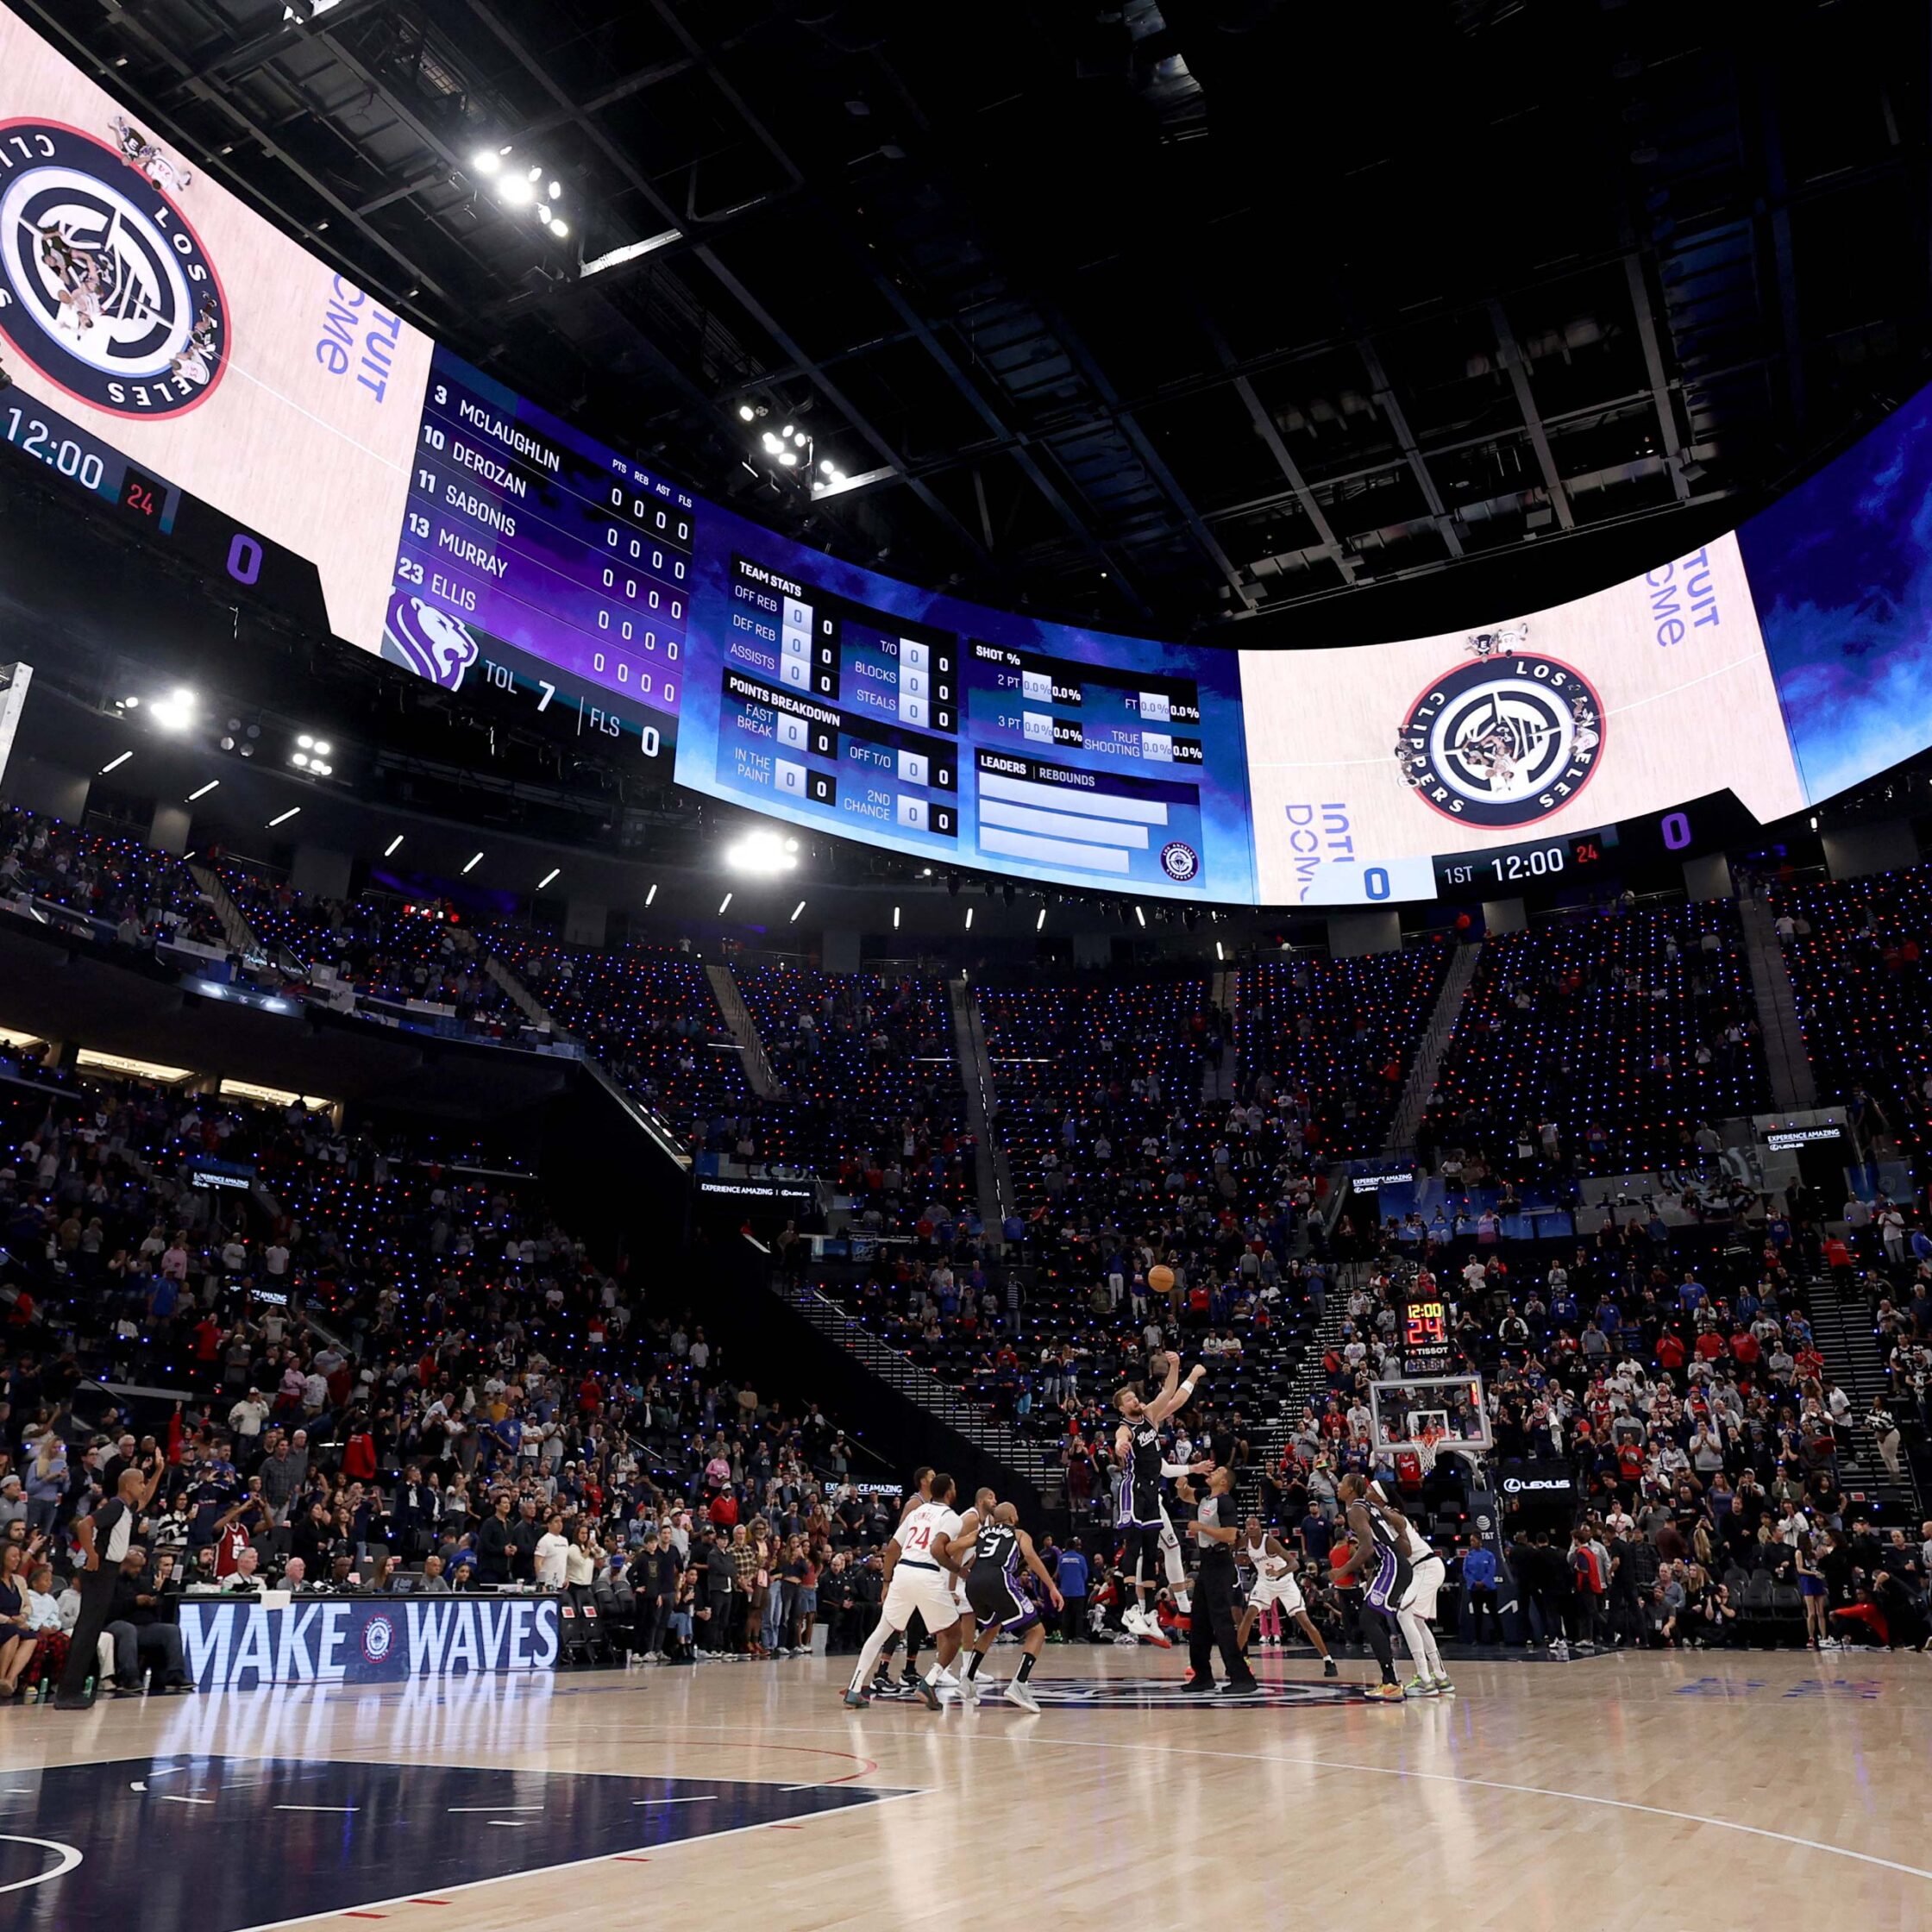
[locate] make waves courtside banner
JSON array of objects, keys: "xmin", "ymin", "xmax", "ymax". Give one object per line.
[{"xmin": 178, "ymin": 1594, "xmax": 562, "ymax": 1690}]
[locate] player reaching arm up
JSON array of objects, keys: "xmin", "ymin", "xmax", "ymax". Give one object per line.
[{"xmin": 1111, "ymin": 1358, "xmax": 1208, "ymax": 1642}]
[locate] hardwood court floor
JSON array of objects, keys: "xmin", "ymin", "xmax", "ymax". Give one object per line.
[{"xmin": 1, "ymin": 1645, "xmax": 1929, "ymax": 1931}]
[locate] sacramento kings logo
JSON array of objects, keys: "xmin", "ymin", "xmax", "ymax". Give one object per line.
[
  {"xmin": 0, "ymin": 121, "xmax": 226, "ymax": 417},
  {"xmin": 1392, "ymin": 649, "xmax": 1604, "ymax": 828},
  {"xmin": 383, "ymin": 591, "xmax": 478, "ymax": 692}
]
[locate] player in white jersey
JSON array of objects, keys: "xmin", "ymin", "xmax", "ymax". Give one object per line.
[
  {"xmin": 844, "ymin": 1473, "xmax": 967, "ymax": 1710},
  {"xmin": 1234, "ymin": 1517, "xmax": 1339, "ymax": 1677},
  {"xmin": 110, "ymin": 114, "xmax": 194, "ymax": 191},
  {"xmin": 1370, "ymin": 1481, "xmax": 1452, "ymax": 1697}
]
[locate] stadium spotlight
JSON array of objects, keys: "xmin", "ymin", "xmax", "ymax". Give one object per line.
[
  {"xmin": 298, "ymin": 734, "xmax": 314, "ymax": 749},
  {"xmin": 500, "ymin": 176, "xmax": 534, "ymax": 206},
  {"xmin": 268, "ymin": 806, "xmax": 300, "ymax": 827},
  {"xmin": 738, "ymin": 404, "xmax": 756, "ymax": 421},
  {"xmin": 645, "ymin": 881, "xmax": 658, "ymax": 906},
  {"xmin": 790, "ymin": 900, "xmax": 806, "ymax": 922},
  {"xmin": 472, "ymin": 148, "xmax": 502, "ymax": 175},
  {"xmin": 779, "ymin": 451, "xmax": 798, "ymax": 467},
  {"xmin": 98, "ymin": 751, "xmax": 131, "ymax": 775},
  {"xmin": 187, "ymin": 780, "xmax": 219, "ymax": 800},
  {"xmin": 150, "ymin": 687, "xmax": 196, "ymax": 733},
  {"xmin": 724, "ymin": 828, "xmax": 798, "ymax": 875},
  {"xmin": 718, "ymin": 891, "xmax": 733, "ymax": 915},
  {"xmin": 462, "ymin": 851, "xmax": 484, "ymax": 875},
  {"xmin": 538, "ymin": 868, "xmax": 560, "ymax": 890},
  {"xmin": 384, "ymin": 834, "xmax": 404, "ymax": 856},
  {"xmin": 292, "ymin": 753, "xmax": 309, "ymax": 768}
]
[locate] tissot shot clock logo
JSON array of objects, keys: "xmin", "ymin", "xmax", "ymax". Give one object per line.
[
  {"xmin": 1393, "ymin": 639, "xmax": 1604, "ymax": 828},
  {"xmin": 0, "ymin": 120, "xmax": 227, "ymax": 417}
]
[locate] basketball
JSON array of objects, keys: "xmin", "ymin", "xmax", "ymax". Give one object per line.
[{"xmin": 1148, "ymin": 1264, "xmax": 1175, "ymax": 1295}]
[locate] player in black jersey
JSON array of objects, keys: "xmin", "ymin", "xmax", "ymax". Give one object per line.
[
  {"xmin": 945, "ymin": 1502, "xmax": 1063, "ymax": 1712},
  {"xmin": 1331, "ymin": 1473, "xmax": 1407, "ymax": 1701},
  {"xmin": 1113, "ymin": 1352, "xmax": 1207, "ymax": 1642}
]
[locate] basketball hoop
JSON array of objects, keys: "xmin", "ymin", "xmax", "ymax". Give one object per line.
[{"xmin": 1415, "ymin": 1426, "xmax": 1442, "ymax": 1474}]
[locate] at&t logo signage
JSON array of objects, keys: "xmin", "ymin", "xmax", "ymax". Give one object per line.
[{"xmin": 0, "ymin": 120, "xmax": 227, "ymax": 417}]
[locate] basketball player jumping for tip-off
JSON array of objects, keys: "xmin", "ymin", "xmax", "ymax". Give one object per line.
[{"xmin": 1113, "ymin": 1352, "xmax": 1208, "ymax": 1644}]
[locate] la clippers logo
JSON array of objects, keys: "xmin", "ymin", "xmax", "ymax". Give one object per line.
[
  {"xmin": 361, "ymin": 1614, "xmax": 396, "ymax": 1663},
  {"xmin": 0, "ymin": 120, "xmax": 226, "ymax": 417},
  {"xmin": 1392, "ymin": 643, "xmax": 1603, "ymax": 829}
]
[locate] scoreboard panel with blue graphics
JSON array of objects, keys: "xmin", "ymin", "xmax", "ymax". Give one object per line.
[
  {"xmin": 676, "ymin": 518, "xmax": 1256, "ymax": 899},
  {"xmin": 17, "ymin": 7, "xmax": 1932, "ymax": 906}
]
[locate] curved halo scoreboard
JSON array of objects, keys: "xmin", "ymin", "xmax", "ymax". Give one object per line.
[{"xmin": 5, "ymin": 5, "xmax": 1932, "ymax": 906}]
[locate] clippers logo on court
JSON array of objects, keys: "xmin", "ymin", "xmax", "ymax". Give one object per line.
[
  {"xmin": 1393, "ymin": 641, "xmax": 1604, "ymax": 828},
  {"xmin": 360, "ymin": 1614, "xmax": 396, "ymax": 1663},
  {"xmin": 0, "ymin": 120, "xmax": 226, "ymax": 417}
]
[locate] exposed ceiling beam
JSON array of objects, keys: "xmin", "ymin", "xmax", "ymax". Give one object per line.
[
  {"xmin": 1623, "ymin": 253, "xmax": 1691, "ymax": 502},
  {"xmin": 1355, "ymin": 333, "xmax": 1465, "ymax": 559},
  {"xmin": 30, "ymin": 0, "xmax": 455, "ymax": 309},
  {"xmin": 646, "ymin": 0, "xmax": 1154, "ymax": 611},
  {"xmin": 692, "ymin": 247, "xmax": 996, "ymax": 574},
  {"xmin": 1487, "ymin": 296, "xmax": 1575, "ymax": 532},
  {"xmin": 1195, "ymin": 307, "xmax": 1358, "ymax": 585}
]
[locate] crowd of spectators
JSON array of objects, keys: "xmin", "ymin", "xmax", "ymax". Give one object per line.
[
  {"xmin": 0, "ymin": 1058, "xmax": 932, "ymax": 1697},
  {"xmin": 1248, "ymin": 1189, "xmax": 1932, "ymax": 1654},
  {"xmin": 1420, "ymin": 899, "xmax": 1772, "ymax": 1186},
  {"xmin": 1772, "ymin": 864, "xmax": 1932, "ymax": 1169},
  {"xmin": 214, "ymin": 874, "xmax": 527, "ymax": 1036},
  {"xmin": 0, "ymin": 805, "xmax": 221, "ymax": 950},
  {"xmin": 488, "ymin": 932, "xmax": 752, "ymax": 1147},
  {"xmin": 735, "ymin": 965, "xmax": 975, "ymax": 1230}
]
